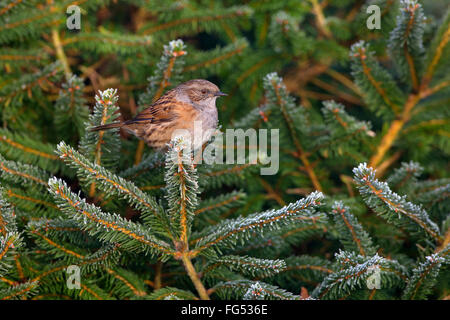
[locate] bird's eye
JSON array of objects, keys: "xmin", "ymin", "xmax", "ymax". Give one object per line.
[{"xmin": 201, "ymin": 89, "xmax": 207, "ymax": 94}]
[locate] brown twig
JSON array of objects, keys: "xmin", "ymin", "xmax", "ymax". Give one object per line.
[
  {"xmin": 51, "ymin": 28, "xmax": 71, "ymax": 79},
  {"xmin": 375, "ymin": 151, "xmax": 402, "ymax": 177},
  {"xmin": 272, "ymin": 81, "xmax": 323, "ymax": 192},
  {"xmin": 369, "ymin": 9, "xmax": 450, "ymax": 167},
  {"xmin": 310, "ymin": 0, "xmax": 331, "ymax": 38},
  {"xmin": 180, "ymin": 254, "xmax": 210, "ymax": 300},
  {"xmin": 154, "ymin": 261, "xmax": 162, "ymax": 290},
  {"xmin": 310, "ymin": 78, "xmax": 363, "ymax": 105},
  {"xmin": 369, "ymin": 94, "xmax": 420, "ymax": 168},
  {"xmin": 258, "ymin": 177, "xmax": 285, "ymax": 206}
]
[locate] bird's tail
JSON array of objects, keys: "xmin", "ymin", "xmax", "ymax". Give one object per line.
[{"xmin": 90, "ymin": 122, "xmax": 124, "ymax": 132}]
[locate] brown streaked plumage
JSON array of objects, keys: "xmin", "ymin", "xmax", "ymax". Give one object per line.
[{"xmin": 90, "ymin": 79, "xmax": 226, "ymax": 149}]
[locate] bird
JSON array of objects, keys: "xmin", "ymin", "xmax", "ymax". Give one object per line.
[{"xmin": 90, "ymin": 79, "xmax": 227, "ymax": 150}]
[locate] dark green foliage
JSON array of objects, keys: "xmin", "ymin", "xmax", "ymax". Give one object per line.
[
  {"xmin": 0, "ymin": 281, "xmax": 38, "ymax": 300},
  {"xmin": 312, "ymin": 250, "xmax": 407, "ymax": 300},
  {"xmin": 388, "ymin": 0, "xmax": 426, "ymax": 87},
  {"xmin": 353, "ymin": 163, "xmax": 441, "ymax": 243},
  {"xmin": 79, "ymin": 88, "xmax": 121, "ymax": 170},
  {"xmin": 0, "ymin": 0, "xmax": 448, "ymax": 301},
  {"xmin": 329, "ymin": 201, "xmax": 376, "ymax": 256},
  {"xmin": 202, "ymin": 255, "xmax": 286, "ymax": 279},
  {"xmin": 350, "ymin": 41, "xmax": 406, "ymax": 119},
  {"xmin": 0, "ymin": 191, "xmax": 22, "ymax": 276},
  {"xmin": 213, "ymin": 280, "xmax": 299, "ymax": 300},
  {"xmin": 54, "ymin": 75, "xmax": 89, "ymax": 145},
  {"xmin": 402, "ymin": 247, "xmax": 448, "ymax": 300},
  {"xmin": 192, "ymin": 191, "xmax": 324, "ymax": 257},
  {"xmin": 139, "ymin": 39, "xmax": 187, "ymax": 106}
]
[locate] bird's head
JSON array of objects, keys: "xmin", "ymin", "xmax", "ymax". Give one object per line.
[{"xmin": 179, "ymin": 79, "xmax": 227, "ymax": 105}]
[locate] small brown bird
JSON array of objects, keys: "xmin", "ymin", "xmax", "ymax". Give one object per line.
[{"xmin": 91, "ymin": 79, "xmax": 226, "ymax": 149}]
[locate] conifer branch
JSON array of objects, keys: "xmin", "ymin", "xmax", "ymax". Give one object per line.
[
  {"xmin": 78, "ymin": 283, "xmax": 109, "ymax": 300},
  {"xmin": 0, "ymin": 6, "xmax": 56, "ymax": 44},
  {"xmin": 264, "ymin": 73, "xmax": 323, "ymax": 191},
  {"xmin": 5, "ymin": 189, "xmax": 58, "ymax": 211},
  {"xmin": 0, "ymin": 129, "xmax": 65, "ymax": 174},
  {"xmin": 418, "ymin": 183, "xmax": 450, "ymax": 213},
  {"xmin": 276, "ymin": 256, "xmax": 334, "ymax": 284},
  {"xmin": 29, "ymin": 229, "xmax": 85, "ymax": 260},
  {"xmin": 135, "ymin": 39, "xmax": 187, "ymax": 164},
  {"xmin": 402, "ymin": 249, "xmax": 448, "ymax": 300},
  {"xmin": 235, "ymin": 55, "xmax": 277, "ymax": 86},
  {"xmin": 0, "ymin": 135, "xmax": 56, "ymax": 161},
  {"xmin": 420, "ymin": 80, "xmax": 450, "ymax": 98},
  {"xmin": 0, "ymin": 281, "xmax": 38, "ymax": 300},
  {"xmin": 0, "ymin": 49, "xmax": 43, "ymax": 66},
  {"xmin": 28, "ymin": 218, "xmax": 82, "ymax": 234},
  {"xmin": 201, "ymin": 163, "xmax": 254, "ymax": 177},
  {"xmin": 388, "ymin": 0, "xmax": 425, "ymax": 91},
  {"xmin": 54, "ymin": 75, "xmax": 89, "ymax": 144},
  {"xmin": 30, "ymin": 265, "xmax": 68, "ymax": 283},
  {"xmin": 353, "ymin": 163, "xmax": 442, "ymax": 243},
  {"xmin": 213, "ymin": 280, "xmax": 298, "ymax": 300},
  {"xmin": 386, "ymin": 161, "xmax": 422, "ymax": 191},
  {"xmin": 164, "ymin": 139, "xmax": 210, "ymax": 300},
  {"xmin": 47, "ymin": 178, "xmax": 174, "ymax": 257},
  {"xmin": 350, "ymin": 41, "xmax": 403, "ymax": 116},
  {"xmin": 195, "ymin": 191, "xmax": 245, "ymax": 216},
  {"xmin": 191, "ymin": 191, "xmax": 324, "ymax": 256},
  {"xmin": 203, "ymin": 255, "xmax": 286, "ymax": 279},
  {"xmin": 325, "ymin": 68, "xmax": 363, "ymax": 97},
  {"xmin": 80, "ymin": 88, "xmax": 121, "ymax": 174},
  {"xmin": 180, "ymin": 254, "xmax": 210, "ymax": 300},
  {"xmin": 57, "ymin": 141, "xmax": 163, "ymax": 219},
  {"xmin": 141, "ymin": 7, "xmax": 252, "ymax": 35},
  {"xmin": 139, "ymin": 38, "xmax": 187, "ymax": 100},
  {"xmin": 280, "ymin": 223, "xmax": 326, "ymax": 241},
  {"xmin": 0, "ymin": 130, "xmax": 59, "ymax": 162},
  {"xmin": 0, "ymin": 62, "xmax": 61, "ymax": 105},
  {"xmin": 422, "ymin": 9, "xmax": 450, "ymax": 85},
  {"xmin": 0, "ymin": 192, "xmax": 21, "ymax": 276},
  {"xmin": 0, "ymin": 155, "xmax": 49, "ymax": 187},
  {"xmin": 319, "ymin": 100, "xmax": 373, "ymax": 159},
  {"xmin": 0, "ymin": 0, "xmax": 447, "ymax": 301},
  {"xmin": 359, "ymin": 4, "xmax": 448, "ymax": 168},
  {"xmin": 148, "ymin": 287, "xmax": 198, "ymax": 300},
  {"xmin": 0, "ymin": 0, "xmax": 25, "ymax": 17},
  {"xmin": 105, "ymin": 268, "xmax": 147, "ymax": 297},
  {"xmin": 330, "ymin": 201, "xmax": 376, "ymax": 256},
  {"xmin": 63, "ymin": 31, "xmax": 153, "ymax": 55},
  {"xmin": 183, "ymin": 39, "xmax": 248, "ymax": 72},
  {"xmin": 165, "ymin": 138, "xmax": 199, "ymax": 243},
  {"xmin": 119, "ymin": 152, "xmax": 165, "ymax": 179},
  {"xmin": 312, "ymin": 251, "xmax": 406, "ymax": 299}
]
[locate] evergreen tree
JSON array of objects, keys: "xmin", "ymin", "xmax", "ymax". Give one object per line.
[{"xmin": 0, "ymin": 0, "xmax": 448, "ymax": 300}]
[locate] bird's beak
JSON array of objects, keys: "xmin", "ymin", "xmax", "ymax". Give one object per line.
[{"xmin": 215, "ymin": 91, "xmax": 228, "ymax": 97}]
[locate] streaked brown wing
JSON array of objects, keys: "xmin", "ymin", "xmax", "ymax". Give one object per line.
[
  {"xmin": 137, "ymin": 100, "xmax": 199, "ymax": 148},
  {"xmin": 126, "ymin": 94, "xmax": 177, "ymax": 126},
  {"xmin": 122, "ymin": 89, "xmax": 199, "ymax": 147}
]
